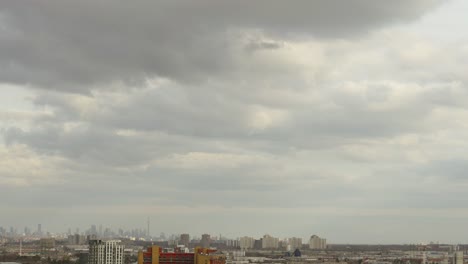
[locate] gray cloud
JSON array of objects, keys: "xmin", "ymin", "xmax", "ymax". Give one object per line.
[
  {"xmin": 3, "ymin": 0, "xmax": 468, "ymax": 243},
  {"xmin": 0, "ymin": 0, "xmax": 442, "ymax": 90}
]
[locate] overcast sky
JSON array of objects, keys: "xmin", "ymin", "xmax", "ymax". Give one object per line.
[{"xmin": 1, "ymin": 0, "xmax": 468, "ymax": 244}]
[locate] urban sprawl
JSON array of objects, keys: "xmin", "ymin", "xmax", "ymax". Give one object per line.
[{"xmin": 0, "ymin": 224, "xmax": 465, "ymax": 264}]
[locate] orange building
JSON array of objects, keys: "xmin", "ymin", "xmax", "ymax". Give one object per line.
[{"xmin": 138, "ymin": 246, "xmax": 225, "ymax": 264}]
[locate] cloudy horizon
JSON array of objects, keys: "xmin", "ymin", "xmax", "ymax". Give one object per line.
[{"xmin": 2, "ymin": 0, "xmax": 468, "ymax": 244}]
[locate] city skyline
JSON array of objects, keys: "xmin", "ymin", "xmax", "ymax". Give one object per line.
[
  {"xmin": 0, "ymin": 222, "xmax": 464, "ymax": 246},
  {"xmin": 2, "ymin": 0, "xmax": 468, "ymax": 245}
]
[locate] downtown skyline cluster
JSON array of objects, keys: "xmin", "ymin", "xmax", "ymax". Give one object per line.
[{"xmin": 0, "ymin": 223, "xmax": 323, "ymax": 245}]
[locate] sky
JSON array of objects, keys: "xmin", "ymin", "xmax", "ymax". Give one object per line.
[{"xmin": 1, "ymin": 0, "xmax": 468, "ymax": 244}]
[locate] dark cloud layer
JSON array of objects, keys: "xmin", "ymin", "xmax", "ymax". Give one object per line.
[{"xmin": 0, "ymin": 0, "xmax": 442, "ymax": 90}]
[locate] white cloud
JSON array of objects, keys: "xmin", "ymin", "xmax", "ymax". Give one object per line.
[{"xmin": 0, "ymin": 144, "xmax": 65, "ymax": 186}]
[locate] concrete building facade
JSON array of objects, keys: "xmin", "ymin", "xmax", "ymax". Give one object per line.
[
  {"xmin": 309, "ymin": 235, "xmax": 326, "ymax": 250},
  {"xmin": 453, "ymin": 251, "xmax": 463, "ymax": 264},
  {"xmin": 201, "ymin": 234, "xmax": 211, "ymax": 248},
  {"xmin": 239, "ymin": 237, "xmax": 255, "ymax": 250},
  {"xmin": 89, "ymin": 240, "xmax": 124, "ymax": 264},
  {"xmin": 288, "ymin": 237, "xmax": 302, "ymax": 250},
  {"xmin": 180, "ymin": 234, "xmax": 190, "ymax": 247},
  {"xmin": 262, "ymin": 234, "xmax": 279, "ymax": 249}
]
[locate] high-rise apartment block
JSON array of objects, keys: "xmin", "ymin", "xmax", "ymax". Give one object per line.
[
  {"xmin": 239, "ymin": 236, "xmax": 255, "ymax": 250},
  {"xmin": 309, "ymin": 235, "xmax": 326, "ymax": 249},
  {"xmin": 89, "ymin": 240, "xmax": 124, "ymax": 264},
  {"xmin": 225, "ymin": 239, "xmax": 239, "ymax": 248},
  {"xmin": 288, "ymin": 237, "xmax": 302, "ymax": 250},
  {"xmin": 180, "ymin": 234, "xmax": 190, "ymax": 247},
  {"xmin": 262, "ymin": 234, "xmax": 279, "ymax": 249}
]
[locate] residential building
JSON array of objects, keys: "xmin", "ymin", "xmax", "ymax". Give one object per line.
[
  {"xmin": 309, "ymin": 235, "xmax": 326, "ymax": 250},
  {"xmin": 288, "ymin": 237, "xmax": 302, "ymax": 250},
  {"xmin": 239, "ymin": 237, "xmax": 255, "ymax": 250},
  {"xmin": 262, "ymin": 234, "xmax": 279, "ymax": 249},
  {"xmin": 453, "ymin": 251, "xmax": 463, "ymax": 264},
  {"xmin": 89, "ymin": 240, "xmax": 124, "ymax": 264},
  {"xmin": 180, "ymin": 234, "xmax": 190, "ymax": 247}
]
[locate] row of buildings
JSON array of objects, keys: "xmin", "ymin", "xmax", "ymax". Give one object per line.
[
  {"xmin": 174, "ymin": 234, "xmax": 326, "ymax": 250},
  {"xmin": 87, "ymin": 234, "xmax": 327, "ymax": 264},
  {"xmin": 88, "ymin": 240, "xmax": 225, "ymax": 264},
  {"xmin": 239, "ymin": 234, "xmax": 327, "ymax": 250}
]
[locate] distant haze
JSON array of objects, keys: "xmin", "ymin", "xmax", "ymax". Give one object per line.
[{"xmin": 2, "ymin": 0, "xmax": 468, "ymax": 244}]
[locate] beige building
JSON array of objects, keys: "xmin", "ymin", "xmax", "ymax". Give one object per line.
[
  {"xmin": 309, "ymin": 235, "xmax": 326, "ymax": 249},
  {"xmin": 262, "ymin": 234, "xmax": 279, "ymax": 249},
  {"xmin": 239, "ymin": 236, "xmax": 255, "ymax": 250},
  {"xmin": 288, "ymin": 237, "xmax": 302, "ymax": 250},
  {"xmin": 453, "ymin": 251, "xmax": 463, "ymax": 264}
]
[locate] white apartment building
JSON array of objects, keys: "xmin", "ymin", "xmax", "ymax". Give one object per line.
[
  {"xmin": 288, "ymin": 237, "xmax": 302, "ymax": 250},
  {"xmin": 89, "ymin": 240, "xmax": 124, "ymax": 264},
  {"xmin": 309, "ymin": 235, "xmax": 326, "ymax": 250},
  {"xmin": 262, "ymin": 234, "xmax": 279, "ymax": 249},
  {"xmin": 239, "ymin": 236, "xmax": 255, "ymax": 250}
]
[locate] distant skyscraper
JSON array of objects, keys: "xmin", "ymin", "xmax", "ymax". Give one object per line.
[
  {"xmin": 89, "ymin": 240, "xmax": 124, "ymax": 264},
  {"xmin": 201, "ymin": 234, "xmax": 211, "ymax": 248},
  {"xmin": 24, "ymin": 226, "xmax": 31, "ymax": 236},
  {"xmin": 180, "ymin": 234, "xmax": 190, "ymax": 247},
  {"xmin": 309, "ymin": 235, "xmax": 326, "ymax": 249},
  {"xmin": 37, "ymin": 224, "xmax": 42, "ymax": 234}
]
